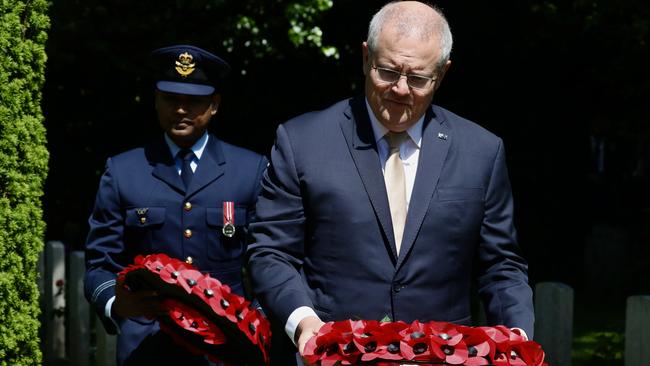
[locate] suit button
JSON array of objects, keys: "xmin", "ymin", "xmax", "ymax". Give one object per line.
[
  {"xmin": 185, "ymin": 256, "xmax": 193, "ymax": 264},
  {"xmin": 393, "ymin": 283, "xmax": 405, "ymax": 293},
  {"xmin": 184, "ymin": 229, "xmax": 193, "ymax": 238},
  {"xmin": 184, "ymin": 202, "xmax": 192, "ymax": 211}
]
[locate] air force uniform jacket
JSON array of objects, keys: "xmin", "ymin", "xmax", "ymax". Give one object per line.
[{"xmin": 85, "ymin": 133, "xmax": 267, "ymax": 365}]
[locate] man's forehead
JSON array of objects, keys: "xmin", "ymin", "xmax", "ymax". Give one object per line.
[{"xmin": 372, "ymin": 33, "xmax": 440, "ymax": 68}]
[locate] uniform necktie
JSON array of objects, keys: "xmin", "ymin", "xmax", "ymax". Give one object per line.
[
  {"xmin": 178, "ymin": 149, "xmax": 195, "ymax": 189},
  {"xmin": 384, "ymin": 132, "xmax": 408, "ymax": 254}
]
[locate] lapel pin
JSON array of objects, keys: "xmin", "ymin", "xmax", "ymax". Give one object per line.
[{"xmin": 437, "ymin": 132, "xmax": 448, "ymax": 140}]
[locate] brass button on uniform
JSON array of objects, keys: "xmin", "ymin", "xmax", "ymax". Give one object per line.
[
  {"xmin": 185, "ymin": 256, "xmax": 193, "ymax": 264},
  {"xmin": 184, "ymin": 229, "xmax": 193, "ymax": 238},
  {"xmin": 184, "ymin": 202, "xmax": 192, "ymax": 211}
]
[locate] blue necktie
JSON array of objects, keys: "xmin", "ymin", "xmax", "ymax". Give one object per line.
[{"xmin": 178, "ymin": 149, "xmax": 195, "ymax": 189}]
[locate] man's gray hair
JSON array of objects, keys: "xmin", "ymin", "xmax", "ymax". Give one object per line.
[{"xmin": 367, "ymin": 1, "xmax": 453, "ymax": 70}]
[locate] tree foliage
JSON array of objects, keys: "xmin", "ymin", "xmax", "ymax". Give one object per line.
[{"xmin": 0, "ymin": 1, "xmax": 50, "ymax": 365}]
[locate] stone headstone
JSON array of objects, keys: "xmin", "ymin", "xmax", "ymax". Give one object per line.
[
  {"xmin": 95, "ymin": 314, "xmax": 117, "ymax": 366},
  {"xmin": 43, "ymin": 241, "xmax": 67, "ymax": 364},
  {"xmin": 534, "ymin": 282, "xmax": 573, "ymax": 366},
  {"xmin": 69, "ymin": 251, "xmax": 90, "ymax": 366},
  {"xmin": 625, "ymin": 295, "xmax": 650, "ymax": 366}
]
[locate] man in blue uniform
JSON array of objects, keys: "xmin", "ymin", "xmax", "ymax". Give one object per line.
[{"xmin": 84, "ymin": 45, "xmax": 267, "ymax": 366}]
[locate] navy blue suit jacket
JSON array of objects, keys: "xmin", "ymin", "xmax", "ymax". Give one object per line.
[
  {"xmin": 84, "ymin": 134, "xmax": 267, "ymax": 366},
  {"xmin": 247, "ymin": 97, "xmax": 534, "ymax": 342}
]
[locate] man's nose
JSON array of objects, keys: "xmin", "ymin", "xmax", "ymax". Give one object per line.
[
  {"xmin": 391, "ymin": 76, "xmax": 410, "ymax": 95},
  {"xmin": 175, "ymin": 105, "xmax": 188, "ymax": 114}
]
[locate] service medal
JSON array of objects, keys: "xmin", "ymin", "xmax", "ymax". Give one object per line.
[{"xmin": 222, "ymin": 201, "xmax": 235, "ymax": 237}]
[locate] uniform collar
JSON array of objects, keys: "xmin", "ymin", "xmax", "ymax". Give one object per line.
[{"xmin": 164, "ymin": 132, "xmax": 209, "ymax": 159}]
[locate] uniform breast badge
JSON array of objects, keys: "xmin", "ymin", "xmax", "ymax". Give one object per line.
[{"xmin": 135, "ymin": 208, "xmax": 149, "ymax": 225}]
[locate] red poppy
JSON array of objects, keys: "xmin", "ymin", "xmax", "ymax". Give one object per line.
[
  {"xmin": 177, "ymin": 269, "xmax": 203, "ymax": 293},
  {"xmin": 365, "ymin": 321, "xmax": 409, "ymax": 361},
  {"xmin": 455, "ymin": 325, "xmax": 496, "ymax": 365},
  {"xmin": 493, "ymin": 351, "xmax": 511, "ymax": 366},
  {"xmin": 164, "ymin": 298, "xmax": 227, "ymax": 344},
  {"xmin": 424, "ymin": 322, "xmax": 467, "ymax": 364},
  {"xmin": 304, "ymin": 322, "xmax": 352, "ymax": 366},
  {"xmin": 511, "ymin": 341, "xmax": 547, "ymax": 366},
  {"xmin": 399, "ymin": 320, "xmax": 438, "ymax": 362},
  {"xmin": 351, "ymin": 319, "xmax": 383, "ymax": 361}
]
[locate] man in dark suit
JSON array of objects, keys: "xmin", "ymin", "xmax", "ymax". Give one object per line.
[
  {"xmin": 84, "ymin": 45, "xmax": 267, "ymax": 366},
  {"xmin": 247, "ymin": 1, "xmax": 534, "ymax": 362}
]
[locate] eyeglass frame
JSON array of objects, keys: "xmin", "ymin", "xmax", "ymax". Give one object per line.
[{"xmin": 370, "ymin": 64, "xmax": 437, "ymax": 90}]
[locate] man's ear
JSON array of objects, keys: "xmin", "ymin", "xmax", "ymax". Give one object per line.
[
  {"xmin": 153, "ymin": 89, "xmax": 160, "ymax": 110},
  {"xmin": 434, "ymin": 60, "xmax": 452, "ymax": 92},
  {"xmin": 211, "ymin": 94, "xmax": 221, "ymax": 115},
  {"xmin": 362, "ymin": 42, "xmax": 370, "ymax": 76}
]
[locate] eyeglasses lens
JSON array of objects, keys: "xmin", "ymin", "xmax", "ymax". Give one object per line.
[{"xmin": 376, "ymin": 68, "xmax": 430, "ymax": 89}]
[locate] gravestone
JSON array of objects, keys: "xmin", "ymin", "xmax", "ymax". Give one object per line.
[
  {"xmin": 69, "ymin": 251, "xmax": 90, "ymax": 366},
  {"xmin": 535, "ymin": 282, "xmax": 573, "ymax": 366},
  {"xmin": 625, "ymin": 295, "xmax": 650, "ymax": 366},
  {"xmin": 43, "ymin": 241, "xmax": 67, "ymax": 364}
]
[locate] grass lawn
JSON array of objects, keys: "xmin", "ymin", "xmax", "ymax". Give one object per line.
[{"xmin": 571, "ymin": 290, "xmax": 625, "ymax": 366}]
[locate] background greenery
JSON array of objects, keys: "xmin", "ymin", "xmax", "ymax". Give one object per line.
[
  {"xmin": 41, "ymin": 0, "xmax": 649, "ymax": 364},
  {"xmin": 0, "ymin": 1, "xmax": 50, "ymax": 365}
]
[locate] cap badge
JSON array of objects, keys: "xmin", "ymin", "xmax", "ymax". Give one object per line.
[{"xmin": 175, "ymin": 52, "xmax": 196, "ymax": 77}]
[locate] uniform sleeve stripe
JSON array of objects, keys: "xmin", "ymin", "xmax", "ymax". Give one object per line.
[{"xmin": 91, "ymin": 279, "xmax": 116, "ymax": 303}]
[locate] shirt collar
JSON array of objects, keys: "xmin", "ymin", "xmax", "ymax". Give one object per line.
[
  {"xmin": 164, "ymin": 132, "xmax": 209, "ymax": 160},
  {"xmin": 364, "ymin": 98, "xmax": 423, "ymax": 148}
]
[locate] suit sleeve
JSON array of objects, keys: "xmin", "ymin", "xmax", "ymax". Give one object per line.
[
  {"xmin": 246, "ymin": 124, "xmax": 314, "ymax": 325},
  {"xmin": 83, "ymin": 158, "xmax": 125, "ymax": 334},
  {"xmin": 246, "ymin": 154, "xmax": 269, "ymax": 225},
  {"xmin": 476, "ymin": 139, "xmax": 535, "ymax": 338},
  {"xmin": 242, "ymin": 154, "xmax": 269, "ymax": 302}
]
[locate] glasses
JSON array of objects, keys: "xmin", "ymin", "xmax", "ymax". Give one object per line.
[{"xmin": 371, "ymin": 65, "xmax": 436, "ymax": 90}]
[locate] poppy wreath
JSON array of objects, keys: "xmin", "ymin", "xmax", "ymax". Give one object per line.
[
  {"xmin": 117, "ymin": 253, "xmax": 271, "ymax": 366},
  {"xmin": 303, "ymin": 320, "xmax": 548, "ymax": 366}
]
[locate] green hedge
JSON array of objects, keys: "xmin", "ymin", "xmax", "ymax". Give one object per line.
[{"xmin": 0, "ymin": 1, "xmax": 50, "ymax": 365}]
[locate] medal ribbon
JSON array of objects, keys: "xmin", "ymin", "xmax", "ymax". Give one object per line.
[{"xmin": 223, "ymin": 201, "xmax": 234, "ymax": 226}]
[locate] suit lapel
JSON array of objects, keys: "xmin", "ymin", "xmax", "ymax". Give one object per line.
[
  {"xmin": 396, "ymin": 106, "xmax": 451, "ymax": 268},
  {"xmin": 149, "ymin": 137, "xmax": 185, "ymax": 193},
  {"xmin": 185, "ymin": 134, "xmax": 225, "ymax": 198},
  {"xmin": 339, "ymin": 98, "xmax": 399, "ymax": 261}
]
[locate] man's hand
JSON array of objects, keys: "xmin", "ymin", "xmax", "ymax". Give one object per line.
[
  {"xmin": 296, "ymin": 315, "xmax": 325, "ymax": 365},
  {"xmin": 112, "ymin": 278, "xmax": 166, "ymax": 319}
]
